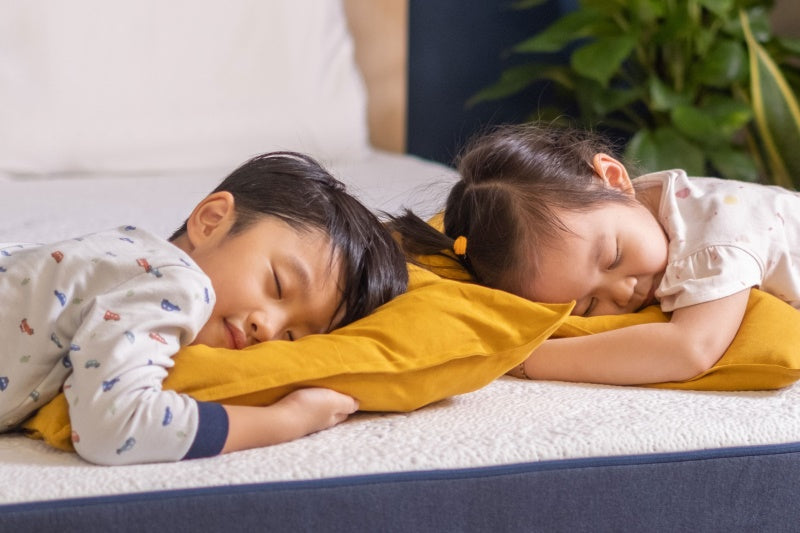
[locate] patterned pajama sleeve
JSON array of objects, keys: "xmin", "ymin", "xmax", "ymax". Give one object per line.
[{"xmin": 64, "ymin": 265, "xmax": 226, "ymax": 465}]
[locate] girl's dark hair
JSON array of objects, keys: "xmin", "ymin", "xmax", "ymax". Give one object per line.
[
  {"xmin": 389, "ymin": 123, "xmax": 633, "ymax": 296},
  {"xmin": 172, "ymin": 151, "xmax": 408, "ymax": 328}
]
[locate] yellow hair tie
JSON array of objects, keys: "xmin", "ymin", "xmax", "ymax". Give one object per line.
[{"xmin": 453, "ymin": 236, "xmax": 468, "ymax": 256}]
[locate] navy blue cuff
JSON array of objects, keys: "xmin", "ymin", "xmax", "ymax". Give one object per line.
[{"xmin": 182, "ymin": 401, "xmax": 228, "ymax": 460}]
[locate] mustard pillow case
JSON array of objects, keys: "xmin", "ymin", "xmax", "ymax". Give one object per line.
[
  {"xmin": 166, "ymin": 266, "xmax": 570, "ymax": 409},
  {"xmin": 557, "ymin": 289, "xmax": 800, "ymax": 391},
  {"xmin": 417, "ymin": 217, "xmax": 800, "ymax": 392},
  {"xmin": 24, "ymin": 265, "xmax": 572, "ymax": 451}
]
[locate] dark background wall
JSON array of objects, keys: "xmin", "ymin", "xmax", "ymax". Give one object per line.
[{"xmin": 406, "ymin": 0, "xmax": 574, "ymax": 166}]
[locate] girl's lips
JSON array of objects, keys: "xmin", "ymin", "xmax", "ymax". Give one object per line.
[
  {"xmin": 643, "ymin": 278, "xmax": 659, "ymax": 308},
  {"xmin": 224, "ymin": 320, "xmax": 247, "ymax": 350},
  {"xmin": 634, "ymin": 279, "xmax": 659, "ymax": 311}
]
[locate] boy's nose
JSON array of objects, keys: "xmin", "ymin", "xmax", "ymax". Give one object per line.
[{"xmin": 248, "ymin": 311, "xmax": 282, "ymax": 343}]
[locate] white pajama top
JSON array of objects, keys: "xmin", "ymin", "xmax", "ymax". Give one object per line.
[
  {"xmin": 0, "ymin": 226, "xmax": 227, "ymax": 465},
  {"xmin": 634, "ymin": 170, "xmax": 800, "ymax": 312}
]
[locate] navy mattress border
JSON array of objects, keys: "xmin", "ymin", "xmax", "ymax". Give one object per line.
[{"xmin": 3, "ymin": 441, "xmax": 800, "ymax": 531}]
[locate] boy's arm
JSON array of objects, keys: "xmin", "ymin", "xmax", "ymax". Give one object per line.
[
  {"xmin": 521, "ymin": 289, "xmax": 751, "ymax": 385},
  {"xmin": 66, "ymin": 266, "xmax": 216, "ymax": 465},
  {"xmin": 221, "ymin": 388, "xmax": 359, "ymax": 453}
]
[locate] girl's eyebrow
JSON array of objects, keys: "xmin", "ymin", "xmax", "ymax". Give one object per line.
[{"xmin": 591, "ymin": 232, "xmax": 605, "ymax": 267}]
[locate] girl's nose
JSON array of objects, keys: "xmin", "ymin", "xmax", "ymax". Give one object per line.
[{"xmin": 610, "ymin": 276, "xmax": 637, "ymax": 307}]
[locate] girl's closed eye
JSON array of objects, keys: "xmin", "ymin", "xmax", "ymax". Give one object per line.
[
  {"xmin": 582, "ymin": 297, "xmax": 598, "ymax": 317},
  {"xmin": 608, "ymin": 240, "xmax": 621, "ymax": 270},
  {"xmin": 272, "ymin": 270, "xmax": 283, "ymax": 299}
]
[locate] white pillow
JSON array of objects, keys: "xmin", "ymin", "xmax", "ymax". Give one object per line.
[{"xmin": 0, "ymin": 0, "xmax": 369, "ymax": 175}]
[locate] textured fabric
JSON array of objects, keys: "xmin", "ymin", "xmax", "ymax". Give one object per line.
[
  {"xmin": 1, "ymin": 227, "xmax": 222, "ymax": 465},
  {"xmin": 4, "ymin": 449, "xmax": 800, "ymax": 531},
  {"xmin": 558, "ymin": 289, "xmax": 800, "ymax": 391},
  {"xmin": 182, "ymin": 401, "xmax": 228, "ymax": 460},
  {"xmin": 3, "ymin": 376, "xmax": 800, "ymax": 505},
  {"xmin": 634, "ymin": 169, "xmax": 800, "ymax": 311},
  {"xmin": 24, "ymin": 265, "xmax": 573, "ymax": 452}
]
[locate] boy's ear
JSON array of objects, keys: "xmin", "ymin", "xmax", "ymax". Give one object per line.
[
  {"xmin": 592, "ymin": 153, "xmax": 633, "ymax": 196},
  {"xmin": 185, "ymin": 191, "xmax": 236, "ymax": 249}
]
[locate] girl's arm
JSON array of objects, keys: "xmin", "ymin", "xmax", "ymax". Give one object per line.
[
  {"xmin": 520, "ymin": 289, "xmax": 751, "ymax": 385},
  {"xmin": 221, "ymin": 388, "xmax": 359, "ymax": 453}
]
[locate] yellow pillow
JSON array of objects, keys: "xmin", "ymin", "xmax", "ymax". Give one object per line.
[
  {"xmin": 556, "ymin": 289, "xmax": 800, "ymax": 391},
  {"xmin": 24, "ymin": 265, "xmax": 571, "ymax": 452},
  {"xmin": 413, "ymin": 220, "xmax": 800, "ymax": 392}
]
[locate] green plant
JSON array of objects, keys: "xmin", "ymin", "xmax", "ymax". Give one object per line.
[{"xmin": 470, "ymin": 0, "xmax": 800, "ymax": 187}]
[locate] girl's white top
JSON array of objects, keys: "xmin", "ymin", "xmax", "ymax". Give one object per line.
[{"xmin": 635, "ymin": 169, "xmax": 800, "ymax": 312}]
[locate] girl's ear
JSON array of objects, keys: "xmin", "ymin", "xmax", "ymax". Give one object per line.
[
  {"xmin": 592, "ymin": 153, "xmax": 634, "ymax": 196},
  {"xmin": 185, "ymin": 191, "xmax": 236, "ymax": 250}
]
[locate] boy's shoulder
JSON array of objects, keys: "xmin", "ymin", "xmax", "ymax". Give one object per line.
[{"xmin": 0, "ymin": 226, "xmax": 207, "ymax": 290}]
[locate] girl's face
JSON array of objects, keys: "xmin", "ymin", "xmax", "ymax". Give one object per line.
[
  {"xmin": 188, "ymin": 214, "xmax": 345, "ymax": 349},
  {"xmin": 521, "ymin": 198, "xmax": 668, "ymax": 316}
]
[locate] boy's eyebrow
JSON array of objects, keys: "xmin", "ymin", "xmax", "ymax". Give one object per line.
[{"xmin": 285, "ymin": 255, "xmax": 311, "ymax": 293}]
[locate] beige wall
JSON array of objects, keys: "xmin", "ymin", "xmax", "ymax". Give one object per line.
[
  {"xmin": 772, "ymin": 0, "xmax": 800, "ymax": 37},
  {"xmin": 344, "ymin": 0, "xmax": 408, "ymax": 153}
]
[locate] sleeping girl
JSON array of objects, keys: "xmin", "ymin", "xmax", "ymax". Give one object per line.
[
  {"xmin": 391, "ymin": 123, "xmax": 800, "ymax": 386},
  {"xmin": 0, "ymin": 151, "xmax": 408, "ymax": 465}
]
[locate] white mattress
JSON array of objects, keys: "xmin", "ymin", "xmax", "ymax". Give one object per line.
[
  {"xmin": 2, "ymin": 149, "xmax": 800, "ymax": 506},
  {"xmin": 2, "ymin": 377, "xmax": 799, "ymax": 504},
  {"xmin": 0, "ymin": 149, "xmax": 458, "ymax": 243}
]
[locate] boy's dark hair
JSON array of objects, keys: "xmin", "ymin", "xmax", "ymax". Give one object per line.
[
  {"xmin": 388, "ymin": 123, "xmax": 633, "ymax": 295},
  {"xmin": 172, "ymin": 151, "xmax": 408, "ymax": 328}
]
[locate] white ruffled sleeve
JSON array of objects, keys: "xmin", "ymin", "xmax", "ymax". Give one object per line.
[{"xmin": 656, "ymin": 245, "xmax": 762, "ymax": 312}]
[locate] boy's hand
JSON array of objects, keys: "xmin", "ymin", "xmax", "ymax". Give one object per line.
[
  {"xmin": 220, "ymin": 388, "xmax": 359, "ymax": 454},
  {"xmin": 277, "ymin": 387, "xmax": 360, "ymax": 435}
]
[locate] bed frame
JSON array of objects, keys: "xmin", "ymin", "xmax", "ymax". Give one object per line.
[{"xmin": 2, "ymin": 2, "xmax": 800, "ymax": 531}]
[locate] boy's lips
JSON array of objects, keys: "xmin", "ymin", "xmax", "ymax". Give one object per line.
[{"xmin": 224, "ymin": 320, "xmax": 247, "ymax": 350}]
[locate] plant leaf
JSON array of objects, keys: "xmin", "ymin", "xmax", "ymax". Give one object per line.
[
  {"xmin": 671, "ymin": 105, "xmax": 729, "ymax": 147},
  {"xmin": 625, "ymin": 127, "xmax": 706, "ymax": 176},
  {"xmin": 467, "ymin": 65, "xmax": 548, "ymax": 106},
  {"xmin": 630, "ymin": 0, "xmax": 665, "ymax": 23},
  {"xmin": 778, "ymin": 36, "xmax": 800, "ymax": 56},
  {"xmin": 725, "ymin": 6, "xmax": 771, "ymax": 42},
  {"xmin": 510, "ymin": 0, "xmax": 549, "ymax": 8},
  {"xmin": 576, "ymin": 81, "xmax": 640, "ymax": 117},
  {"xmin": 741, "ymin": 10, "xmax": 800, "ymax": 188},
  {"xmin": 696, "ymin": 0, "xmax": 734, "ymax": 18},
  {"xmin": 571, "ymin": 35, "xmax": 636, "ymax": 86},
  {"xmin": 693, "ymin": 39, "xmax": 748, "ymax": 87},
  {"xmin": 707, "ymin": 147, "xmax": 759, "ymax": 182},
  {"xmin": 513, "ymin": 9, "xmax": 601, "ymax": 53},
  {"xmin": 649, "ymin": 76, "xmax": 691, "ymax": 111},
  {"xmin": 701, "ymin": 96, "xmax": 753, "ymax": 138}
]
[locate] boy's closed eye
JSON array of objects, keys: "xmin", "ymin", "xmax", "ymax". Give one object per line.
[{"xmin": 271, "ymin": 270, "xmax": 296, "ymax": 340}]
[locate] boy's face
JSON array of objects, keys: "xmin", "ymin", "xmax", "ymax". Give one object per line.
[{"xmin": 188, "ymin": 216, "xmax": 345, "ymax": 348}]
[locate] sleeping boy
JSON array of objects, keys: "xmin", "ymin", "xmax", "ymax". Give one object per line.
[{"xmin": 0, "ymin": 151, "xmax": 408, "ymax": 465}]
